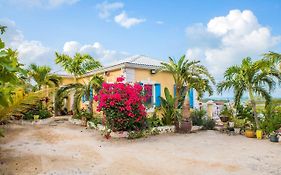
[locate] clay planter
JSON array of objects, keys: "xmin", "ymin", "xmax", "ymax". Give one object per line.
[
  {"xmin": 245, "ymin": 130, "xmax": 255, "ymax": 138},
  {"xmin": 269, "ymin": 135, "xmax": 279, "ymax": 142},
  {"xmin": 177, "ymin": 120, "xmax": 192, "ymax": 133}
]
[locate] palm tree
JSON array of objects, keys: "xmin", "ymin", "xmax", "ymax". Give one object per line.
[
  {"xmin": 55, "ymin": 75, "xmax": 104, "ymax": 115},
  {"xmin": 55, "ymin": 52, "xmax": 102, "ymax": 115},
  {"xmin": 28, "ymin": 64, "xmax": 61, "ymax": 90},
  {"xmin": 263, "ymin": 51, "xmax": 281, "ymax": 70},
  {"xmin": 217, "ymin": 57, "xmax": 281, "ymax": 129},
  {"xmin": 55, "ymin": 52, "xmax": 102, "ymax": 81},
  {"xmin": 161, "ymin": 55, "xmax": 215, "ymax": 124}
]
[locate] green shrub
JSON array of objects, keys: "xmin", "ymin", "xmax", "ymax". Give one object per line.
[
  {"xmin": 22, "ymin": 107, "xmax": 52, "ymax": 120},
  {"xmin": 128, "ymin": 130, "xmax": 145, "ymax": 139},
  {"xmin": 191, "ymin": 109, "xmax": 206, "ymax": 126},
  {"xmin": 147, "ymin": 111, "xmax": 163, "ymax": 128},
  {"xmin": 202, "ymin": 118, "xmax": 216, "ymax": 130},
  {"xmin": 73, "ymin": 109, "xmax": 92, "ymax": 121},
  {"xmin": 38, "ymin": 109, "xmax": 52, "ymax": 119}
]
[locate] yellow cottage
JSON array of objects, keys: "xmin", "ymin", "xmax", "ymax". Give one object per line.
[{"xmin": 59, "ymin": 55, "xmax": 196, "ymax": 113}]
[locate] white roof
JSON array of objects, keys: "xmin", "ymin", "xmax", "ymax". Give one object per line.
[
  {"xmin": 57, "ymin": 55, "xmax": 164, "ymax": 77},
  {"xmin": 109, "ymin": 55, "xmax": 163, "ymax": 67}
]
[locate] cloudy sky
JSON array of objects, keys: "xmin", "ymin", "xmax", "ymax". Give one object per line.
[{"xmin": 1, "ymin": 0, "xmax": 281, "ymax": 97}]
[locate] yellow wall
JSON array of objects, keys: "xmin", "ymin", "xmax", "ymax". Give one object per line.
[
  {"xmin": 135, "ymin": 69, "xmax": 175, "ymax": 98},
  {"xmin": 59, "ymin": 67, "xmax": 175, "ymax": 112}
]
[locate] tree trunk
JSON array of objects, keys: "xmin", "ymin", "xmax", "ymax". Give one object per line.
[
  {"xmin": 249, "ymin": 89, "xmax": 260, "ymax": 129},
  {"xmin": 182, "ymin": 89, "xmax": 190, "ymax": 120},
  {"xmin": 88, "ymin": 98, "xmax": 93, "ymax": 115},
  {"xmin": 174, "ymin": 85, "xmax": 181, "ymax": 129}
]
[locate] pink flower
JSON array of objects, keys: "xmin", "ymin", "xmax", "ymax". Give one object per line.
[{"xmin": 116, "ymin": 76, "xmax": 125, "ymax": 82}]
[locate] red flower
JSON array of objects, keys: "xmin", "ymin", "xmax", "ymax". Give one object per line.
[{"xmin": 116, "ymin": 76, "xmax": 125, "ymax": 82}]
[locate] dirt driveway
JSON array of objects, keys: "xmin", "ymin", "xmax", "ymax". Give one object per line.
[{"xmin": 0, "ymin": 121, "xmax": 280, "ymax": 175}]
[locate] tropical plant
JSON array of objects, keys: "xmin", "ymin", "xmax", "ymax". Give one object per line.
[
  {"xmin": 217, "ymin": 57, "xmax": 281, "ymax": 129},
  {"xmin": 160, "ymin": 87, "xmax": 181, "ymax": 125},
  {"xmin": 55, "ymin": 52, "xmax": 102, "ymax": 114},
  {"xmin": 260, "ymin": 103, "xmax": 281, "ymax": 135},
  {"xmin": 263, "ymin": 51, "xmax": 281, "ymax": 70},
  {"xmin": 190, "ymin": 109, "xmax": 206, "ymax": 126},
  {"xmin": 55, "ymin": 75, "xmax": 104, "ymax": 115},
  {"xmin": 28, "ymin": 64, "xmax": 61, "ymax": 90},
  {"xmin": 160, "ymin": 55, "xmax": 215, "ymax": 124},
  {"xmin": 202, "ymin": 118, "xmax": 216, "ymax": 130},
  {"xmin": 55, "ymin": 52, "xmax": 102, "ymax": 81}
]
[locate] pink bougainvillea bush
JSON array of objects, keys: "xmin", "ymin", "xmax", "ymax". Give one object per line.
[{"xmin": 94, "ymin": 77, "xmax": 151, "ymax": 131}]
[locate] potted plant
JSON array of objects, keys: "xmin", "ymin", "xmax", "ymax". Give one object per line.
[
  {"xmin": 244, "ymin": 122, "xmax": 255, "ymax": 138},
  {"xmin": 219, "ymin": 105, "xmax": 233, "ymax": 123},
  {"xmin": 234, "ymin": 118, "xmax": 244, "ymax": 134},
  {"xmin": 269, "ymin": 132, "xmax": 279, "ymax": 142}
]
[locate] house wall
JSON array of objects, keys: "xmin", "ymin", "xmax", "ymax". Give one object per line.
[
  {"xmin": 59, "ymin": 67, "xmax": 177, "ymax": 113},
  {"xmin": 134, "ymin": 69, "xmax": 175, "ymax": 98}
]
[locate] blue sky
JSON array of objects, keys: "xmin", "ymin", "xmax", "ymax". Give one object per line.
[{"xmin": 1, "ymin": 0, "xmax": 281, "ymax": 97}]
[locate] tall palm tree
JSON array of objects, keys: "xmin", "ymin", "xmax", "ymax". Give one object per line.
[
  {"xmin": 55, "ymin": 52, "xmax": 102, "ymax": 115},
  {"xmin": 161, "ymin": 55, "xmax": 215, "ymax": 122},
  {"xmin": 55, "ymin": 75, "xmax": 104, "ymax": 115},
  {"xmin": 28, "ymin": 64, "xmax": 61, "ymax": 90},
  {"xmin": 217, "ymin": 57, "xmax": 281, "ymax": 129},
  {"xmin": 55, "ymin": 52, "xmax": 102, "ymax": 81}
]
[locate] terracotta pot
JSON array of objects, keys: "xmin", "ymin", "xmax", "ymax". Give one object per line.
[
  {"xmin": 245, "ymin": 130, "xmax": 255, "ymax": 138},
  {"xmin": 177, "ymin": 120, "xmax": 192, "ymax": 133}
]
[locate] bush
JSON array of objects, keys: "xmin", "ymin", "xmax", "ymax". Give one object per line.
[
  {"xmin": 23, "ymin": 106, "xmax": 52, "ymax": 120},
  {"xmin": 73, "ymin": 109, "xmax": 92, "ymax": 121},
  {"xmin": 94, "ymin": 77, "xmax": 150, "ymax": 131},
  {"xmin": 202, "ymin": 118, "xmax": 216, "ymax": 130},
  {"xmin": 147, "ymin": 111, "xmax": 163, "ymax": 128},
  {"xmin": 191, "ymin": 109, "xmax": 206, "ymax": 126}
]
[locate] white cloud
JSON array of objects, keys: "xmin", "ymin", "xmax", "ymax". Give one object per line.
[
  {"xmin": 63, "ymin": 41, "xmax": 130, "ymax": 64},
  {"xmin": 96, "ymin": 1, "xmax": 124, "ymax": 19},
  {"xmin": 4, "ymin": 0, "xmax": 79, "ymax": 8},
  {"xmin": 156, "ymin": 21, "xmax": 164, "ymax": 25},
  {"xmin": 185, "ymin": 9, "xmax": 281, "ymax": 79},
  {"xmin": 114, "ymin": 11, "xmax": 145, "ymax": 28},
  {"xmin": 0, "ymin": 18, "xmax": 56, "ymax": 68}
]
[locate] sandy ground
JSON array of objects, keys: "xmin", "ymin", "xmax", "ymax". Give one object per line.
[{"xmin": 0, "ymin": 121, "xmax": 280, "ymax": 175}]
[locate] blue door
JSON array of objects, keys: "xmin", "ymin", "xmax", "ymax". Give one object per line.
[{"xmin": 155, "ymin": 84, "xmax": 161, "ymax": 107}]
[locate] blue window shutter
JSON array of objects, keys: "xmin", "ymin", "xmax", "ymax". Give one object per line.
[
  {"xmin": 155, "ymin": 84, "xmax": 161, "ymax": 107},
  {"xmin": 90, "ymin": 88, "xmax": 93, "ymax": 99},
  {"xmin": 189, "ymin": 88, "xmax": 194, "ymax": 108},
  {"xmin": 82, "ymin": 95, "xmax": 86, "ymax": 103}
]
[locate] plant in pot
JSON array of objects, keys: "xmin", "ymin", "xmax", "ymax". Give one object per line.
[
  {"xmin": 244, "ymin": 121, "xmax": 256, "ymax": 138},
  {"xmin": 219, "ymin": 105, "xmax": 233, "ymax": 123},
  {"xmin": 269, "ymin": 131, "xmax": 279, "ymax": 142},
  {"xmin": 233, "ymin": 118, "xmax": 244, "ymax": 134}
]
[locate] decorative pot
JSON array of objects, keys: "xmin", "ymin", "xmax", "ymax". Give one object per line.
[
  {"xmin": 33, "ymin": 115, "xmax": 39, "ymax": 121},
  {"xmin": 220, "ymin": 116, "xmax": 229, "ymax": 122},
  {"xmin": 177, "ymin": 120, "xmax": 192, "ymax": 133},
  {"xmin": 245, "ymin": 130, "xmax": 255, "ymax": 138},
  {"xmin": 256, "ymin": 130, "xmax": 263, "ymax": 140},
  {"xmin": 234, "ymin": 128, "xmax": 241, "ymax": 134},
  {"xmin": 229, "ymin": 122, "xmax": 234, "ymax": 128},
  {"xmin": 269, "ymin": 135, "xmax": 279, "ymax": 142}
]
